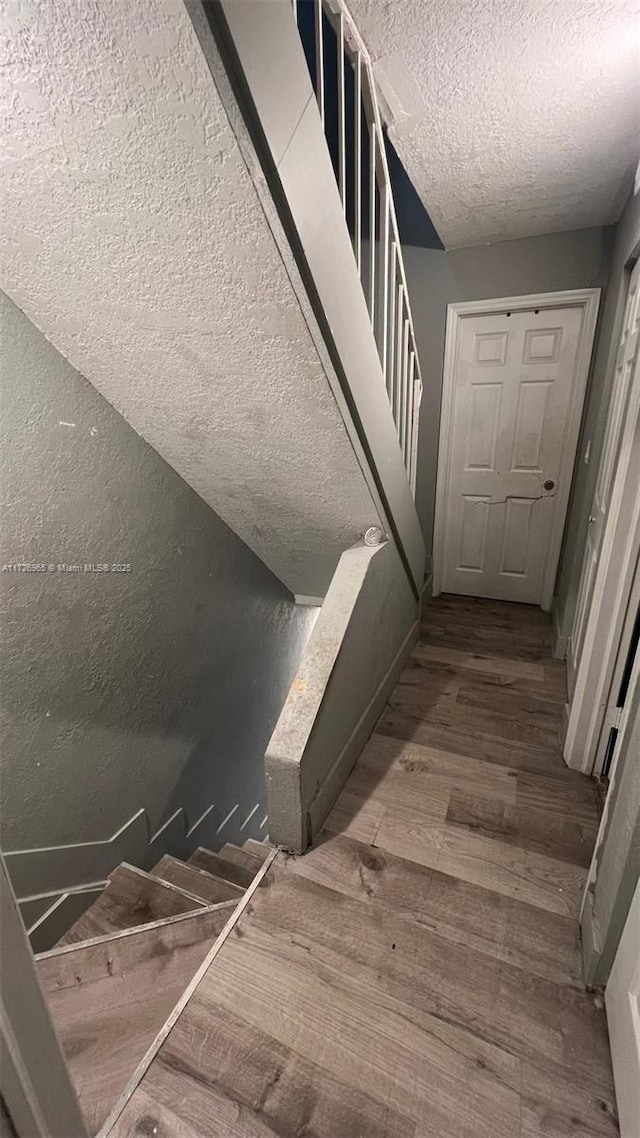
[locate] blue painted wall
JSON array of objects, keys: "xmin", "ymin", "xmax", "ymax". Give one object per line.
[{"xmin": 384, "ymin": 136, "xmax": 443, "ymax": 251}]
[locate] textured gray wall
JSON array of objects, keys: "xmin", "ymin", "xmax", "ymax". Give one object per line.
[
  {"xmin": 0, "ymin": 0, "xmax": 381, "ymax": 599},
  {"xmin": 0, "ymin": 292, "xmax": 316, "ymax": 852},
  {"xmin": 402, "ymin": 226, "xmax": 612, "ymax": 558},
  {"xmin": 554, "ymin": 193, "xmax": 640, "ymax": 639}
]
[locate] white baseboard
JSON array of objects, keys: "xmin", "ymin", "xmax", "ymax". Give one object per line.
[
  {"xmin": 561, "ymin": 701, "xmax": 571, "ymax": 748},
  {"xmin": 552, "ymin": 606, "xmax": 569, "ymax": 660},
  {"xmin": 420, "ymin": 573, "xmax": 433, "ymax": 616}
]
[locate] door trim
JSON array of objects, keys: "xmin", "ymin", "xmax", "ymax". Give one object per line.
[
  {"xmin": 591, "ymin": 553, "xmax": 640, "ymax": 777},
  {"xmin": 433, "ymin": 289, "xmax": 601, "ymax": 608},
  {"xmin": 564, "ymin": 355, "xmax": 640, "ymax": 772},
  {"xmin": 605, "ymin": 880, "xmax": 640, "ymax": 1137}
]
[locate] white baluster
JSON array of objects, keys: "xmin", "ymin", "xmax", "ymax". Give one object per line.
[
  {"xmin": 293, "ymin": 0, "xmax": 426, "ymax": 499},
  {"xmin": 315, "ymin": 0, "xmax": 324, "ymax": 127},
  {"xmin": 337, "ymin": 12, "xmax": 346, "ymax": 213},
  {"xmin": 354, "ymin": 53, "xmax": 362, "ymax": 275},
  {"xmin": 368, "ymin": 121, "xmax": 376, "ymax": 329},
  {"xmin": 394, "ymin": 283, "xmax": 404, "ymax": 430},
  {"xmin": 379, "ymin": 183, "xmax": 390, "ymax": 386},
  {"xmin": 387, "ymin": 247, "xmax": 397, "ymax": 408},
  {"xmin": 400, "ymin": 316, "xmax": 410, "ymax": 460}
]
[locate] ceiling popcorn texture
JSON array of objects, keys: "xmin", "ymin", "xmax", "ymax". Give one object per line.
[
  {"xmin": 0, "ymin": 0, "xmax": 380, "ymax": 599},
  {"xmin": 348, "ymin": 0, "xmax": 640, "ymax": 247}
]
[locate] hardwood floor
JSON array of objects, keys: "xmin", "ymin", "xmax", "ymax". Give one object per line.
[
  {"xmin": 57, "ymin": 863, "xmax": 205, "ymax": 945},
  {"xmin": 111, "ymin": 596, "xmax": 617, "ymax": 1138}
]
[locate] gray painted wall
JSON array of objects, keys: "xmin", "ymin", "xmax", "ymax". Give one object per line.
[
  {"xmin": 554, "ymin": 192, "xmax": 640, "ymax": 639},
  {"xmin": 0, "ymin": 292, "xmax": 316, "ymax": 854},
  {"xmin": 266, "ymin": 539, "xmax": 418, "ymax": 852},
  {"xmin": 402, "ymin": 226, "xmax": 612, "ymax": 557}
]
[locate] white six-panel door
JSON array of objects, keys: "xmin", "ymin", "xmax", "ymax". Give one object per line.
[{"xmin": 438, "ymin": 299, "xmax": 598, "ymax": 606}]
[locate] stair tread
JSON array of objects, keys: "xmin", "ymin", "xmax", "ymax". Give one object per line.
[
  {"xmin": 218, "ymin": 842, "xmax": 266, "ymax": 873},
  {"xmin": 150, "ymin": 855, "xmax": 244, "ymax": 904},
  {"xmin": 57, "ymin": 863, "xmax": 204, "ymax": 946},
  {"xmin": 39, "ymin": 904, "xmax": 232, "ymax": 1134},
  {"xmin": 243, "ymin": 838, "xmax": 272, "ymax": 862},
  {"xmin": 188, "ymin": 847, "xmax": 260, "ymax": 889}
]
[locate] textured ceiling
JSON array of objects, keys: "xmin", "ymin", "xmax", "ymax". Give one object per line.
[
  {"xmin": 348, "ymin": 0, "xmax": 640, "ymax": 247},
  {"xmin": 0, "ymin": 0, "xmax": 381, "ymax": 598}
]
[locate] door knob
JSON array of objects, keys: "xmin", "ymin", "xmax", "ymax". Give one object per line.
[{"xmin": 543, "ymin": 479, "xmax": 555, "ymax": 491}]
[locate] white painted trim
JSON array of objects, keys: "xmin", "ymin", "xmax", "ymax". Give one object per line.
[
  {"xmin": 606, "ymin": 880, "xmax": 640, "ymax": 1137},
  {"xmin": 5, "ymin": 809, "xmax": 149, "ymax": 901},
  {"xmin": 561, "ymin": 700, "xmax": 570, "ymax": 748},
  {"xmin": 433, "ymin": 289, "xmax": 601, "ymax": 607},
  {"xmin": 5, "ymin": 799, "xmax": 257, "ymax": 950},
  {"xmin": 580, "ymin": 647, "xmax": 640, "ymax": 928},
  {"xmin": 35, "ymin": 902, "xmax": 235, "ymax": 963},
  {"xmin": 552, "ymin": 605, "xmax": 569, "ymax": 660},
  {"xmin": 5, "ymin": 802, "xmax": 229, "ymax": 903},
  {"xmin": 26, "ymin": 884, "xmax": 107, "ymax": 954},
  {"xmin": 591, "ymin": 555, "xmax": 640, "ymax": 778},
  {"xmin": 564, "ymin": 354, "xmax": 640, "ymax": 773}
]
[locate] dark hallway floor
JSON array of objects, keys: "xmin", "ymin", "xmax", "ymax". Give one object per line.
[{"xmin": 111, "ymin": 595, "xmax": 618, "ymax": 1138}]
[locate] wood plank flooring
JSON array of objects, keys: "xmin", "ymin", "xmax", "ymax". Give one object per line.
[
  {"xmin": 110, "ymin": 596, "xmax": 617, "ymax": 1138},
  {"xmin": 42, "ymin": 905, "xmax": 235, "ymax": 1133},
  {"xmin": 57, "ymin": 863, "xmax": 204, "ymax": 945}
]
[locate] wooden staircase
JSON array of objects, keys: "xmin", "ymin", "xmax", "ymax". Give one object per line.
[{"xmin": 36, "ymin": 841, "xmax": 271, "ymax": 1136}]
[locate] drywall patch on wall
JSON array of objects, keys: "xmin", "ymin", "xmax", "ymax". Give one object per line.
[
  {"xmin": 348, "ymin": 0, "xmax": 638, "ymax": 246},
  {"xmin": 0, "ymin": 292, "xmax": 316, "ymax": 856},
  {"xmin": 0, "ymin": 0, "xmax": 380, "ymax": 599}
]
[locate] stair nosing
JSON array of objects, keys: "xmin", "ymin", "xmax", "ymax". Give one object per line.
[
  {"xmin": 35, "ymin": 899, "xmax": 238, "ymax": 960},
  {"xmin": 96, "ymin": 847, "xmax": 278, "ymax": 1138},
  {"xmin": 219, "ymin": 842, "xmax": 265, "ymax": 868},
  {"xmin": 116, "ymin": 861, "xmax": 209, "ymax": 909},
  {"xmin": 151, "ymin": 854, "xmax": 245, "ymax": 898},
  {"xmin": 190, "ymin": 846, "xmax": 255, "ymax": 886}
]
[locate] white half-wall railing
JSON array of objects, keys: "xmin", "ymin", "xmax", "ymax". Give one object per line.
[{"xmin": 293, "ymin": 0, "xmax": 423, "ymax": 496}]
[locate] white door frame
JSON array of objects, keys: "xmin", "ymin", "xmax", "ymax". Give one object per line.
[
  {"xmin": 605, "ymin": 880, "xmax": 640, "ymax": 1138},
  {"xmin": 591, "ymin": 553, "xmax": 640, "ymax": 777},
  {"xmin": 567, "ymin": 258, "xmax": 640, "ymax": 697},
  {"xmin": 564, "ymin": 348, "xmax": 640, "ymax": 773},
  {"xmin": 433, "ymin": 289, "xmax": 601, "ymax": 609},
  {"xmin": 580, "ymin": 645, "xmax": 639, "ymax": 928}
]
